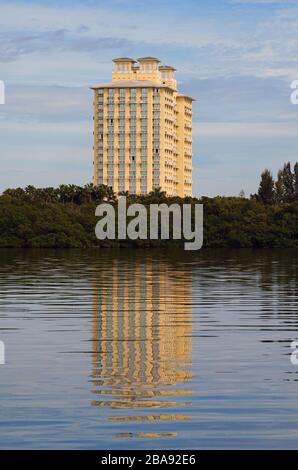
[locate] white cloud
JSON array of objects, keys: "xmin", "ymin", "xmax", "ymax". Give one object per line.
[
  {"xmin": 230, "ymin": 0, "xmax": 297, "ymax": 4},
  {"xmin": 0, "ymin": 0, "xmax": 298, "ymax": 196},
  {"xmin": 0, "ymin": 0, "xmax": 297, "ymax": 85},
  {"xmin": 193, "ymin": 122, "xmax": 298, "ymax": 137}
]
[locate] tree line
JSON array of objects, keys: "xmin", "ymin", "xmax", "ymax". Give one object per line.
[
  {"xmin": 0, "ymin": 163, "xmax": 298, "ymax": 248},
  {"xmin": 3, "ymin": 183, "xmax": 116, "ymax": 204},
  {"xmin": 2, "ymin": 184, "xmax": 191, "ymax": 205},
  {"xmin": 4, "ymin": 162, "xmax": 298, "ymax": 208},
  {"xmin": 0, "ymin": 176, "xmax": 298, "ymax": 248}
]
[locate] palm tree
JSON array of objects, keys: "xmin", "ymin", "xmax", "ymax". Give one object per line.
[
  {"xmin": 148, "ymin": 187, "xmax": 167, "ymax": 198},
  {"xmin": 147, "ymin": 187, "xmax": 167, "ymax": 202},
  {"xmin": 57, "ymin": 184, "xmax": 71, "ymax": 203},
  {"xmin": 83, "ymin": 183, "xmax": 95, "ymax": 203},
  {"xmin": 92, "ymin": 184, "xmax": 109, "ymax": 203},
  {"xmin": 105, "ymin": 186, "xmax": 116, "ymax": 202},
  {"xmin": 3, "ymin": 187, "xmax": 26, "ymax": 200},
  {"xmin": 25, "ymin": 185, "xmax": 38, "ymax": 202}
]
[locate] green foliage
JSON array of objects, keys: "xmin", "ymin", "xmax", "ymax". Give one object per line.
[
  {"xmin": 257, "ymin": 161, "xmax": 298, "ymax": 204},
  {"xmin": 0, "ymin": 183, "xmax": 298, "ymax": 249},
  {"xmin": 258, "ymin": 169, "xmax": 275, "ymax": 204}
]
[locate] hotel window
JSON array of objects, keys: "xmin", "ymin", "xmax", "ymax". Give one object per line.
[
  {"xmin": 119, "ymin": 89, "xmax": 125, "ymax": 101},
  {"xmin": 130, "ymin": 89, "xmax": 136, "ymax": 101}
]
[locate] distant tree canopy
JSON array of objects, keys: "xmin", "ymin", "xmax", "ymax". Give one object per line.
[
  {"xmin": 256, "ymin": 161, "xmax": 298, "ymax": 204},
  {"xmin": 2, "ymin": 183, "xmax": 117, "ymax": 205},
  {"xmin": 258, "ymin": 169, "xmax": 275, "ymax": 204},
  {"xmin": 1, "ymin": 172, "xmax": 298, "ymax": 248}
]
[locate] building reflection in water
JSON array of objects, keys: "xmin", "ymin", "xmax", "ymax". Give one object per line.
[{"xmin": 91, "ymin": 256, "xmax": 193, "ymax": 432}]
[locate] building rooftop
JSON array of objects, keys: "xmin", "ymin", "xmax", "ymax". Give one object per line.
[
  {"xmin": 137, "ymin": 56, "xmax": 161, "ymax": 62},
  {"xmin": 112, "ymin": 57, "xmax": 136, "ymax": 63},
  {"xmin": 177, "ymin": 93, "xmax": 195, "ymax": 101},
  {"xmin": 159, "ymin": 65, "xmax": 177, "ymax": 71},
  {"xmin": 91, "ymin": 80, "xmax": 175, "ymax": 90}
]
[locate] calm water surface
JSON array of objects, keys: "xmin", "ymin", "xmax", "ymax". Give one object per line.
[{"xmin": 0, "ymin": 248, "xmax": 298, "ymax": 449}]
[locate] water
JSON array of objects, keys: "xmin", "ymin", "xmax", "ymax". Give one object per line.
[{"xmin": 0, "ymin": 248, "xmax": 298, "ymax": 449}]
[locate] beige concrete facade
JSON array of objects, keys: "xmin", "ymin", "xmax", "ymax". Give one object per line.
[{"xmin": 92, "ymin": 57, "xmax": 194, "ymax": 196}]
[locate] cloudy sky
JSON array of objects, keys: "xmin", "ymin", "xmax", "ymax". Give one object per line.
[{"xmin": 0, "ymin": 0, "xmax": 297, "ymax": 196}]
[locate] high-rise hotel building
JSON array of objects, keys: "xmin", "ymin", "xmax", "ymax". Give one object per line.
[{"xmin": 92, "ymin": 57, "xmax": 193, "ymax": 197}]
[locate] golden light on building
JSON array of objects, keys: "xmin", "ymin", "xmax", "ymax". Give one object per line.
[
  {"xmin": 91, "ymin": 256, "xmax": 193, "ymax": 425},
  {"xmin": 92, "ymin": 57, "xmax": 193, "ymax": 197}
]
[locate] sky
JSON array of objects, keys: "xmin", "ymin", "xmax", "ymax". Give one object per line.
[{"xmin": 0, "ymin": 0, "xmax": 297, "ymax": 197}]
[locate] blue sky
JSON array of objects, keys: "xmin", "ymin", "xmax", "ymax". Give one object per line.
[{"xmin": 0, "ymin": 0, "xmax": 297, "ymax": 196}]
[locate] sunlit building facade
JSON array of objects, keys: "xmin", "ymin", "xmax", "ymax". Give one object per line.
[{"xmin": 92, "ymin": 57, "xmax": 193, "ymax": 197}]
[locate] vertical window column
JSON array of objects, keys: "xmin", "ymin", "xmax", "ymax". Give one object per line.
[
  {"xmin": 118, "ymin": 88, "xmax": 126, "ymax": 192},
  {"xmin": 140, "ymin": 88, "xmax": 148, "ymax": 194},
  {"xmin": 107, "ymin": 89, "xmax": 115, "ymax": 188},
  {"xmin": 97, "ymin": 89, "xmax": 104, "ymax": 185},
  {"xmin": 129, "ymin": 88, "xmax": 137, "ymax": 193},
  {"xmin": 152, "ymin": 89, "xmax": 160, "ymax": 188}
]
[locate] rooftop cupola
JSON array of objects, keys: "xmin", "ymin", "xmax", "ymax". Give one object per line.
[
  {"xmin": 135, "ymin": 57, "xmax": 162, "ymax": 82},
  {"xmin": 137, "ymin": 57, "xmax": 160, "ymax": 72},
  {"xmin": 159, "ymin": 65, "xmax": 177, "ymax": 90},
  {"xmin": 112, "ymin": 57, "xmax": 136, "ymax": 81}
]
